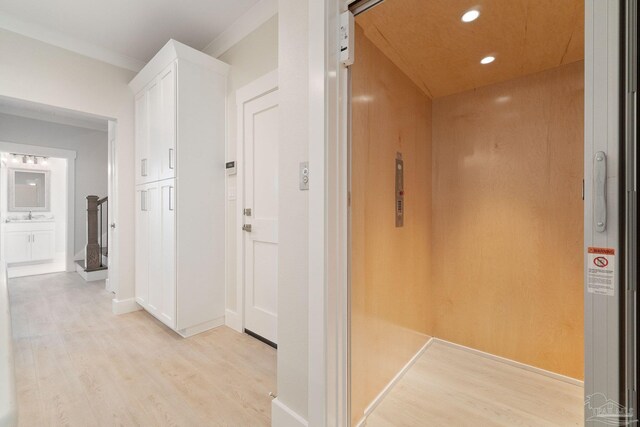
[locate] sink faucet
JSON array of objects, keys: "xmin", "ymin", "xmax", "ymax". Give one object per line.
[{"xmin": 28, "ymin": 211, "xmax": 32, "ymax": 220}]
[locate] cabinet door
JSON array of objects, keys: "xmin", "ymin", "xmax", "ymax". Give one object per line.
[
  {"xmin": 30, "ymin": 230, "xmax": 55, "ymax": 261},
  {"xmin": 158, "ymin": 62, "xmax": 177, "ymax": 181},
  {"xmin": 146, "ymin": 184, "xmax": 162, "ymax": 317},
  {"xmin": 145, "ymin": 79, "xmax": 161, "ymax": 183},
  {"xmin": 135, "ymin": 186, "xmax": 149, "ymax": 306},
  {"xmin": 135, "ymin": 89, "xmax": 150, "ymax": 185},
  {"xmin": 4, "ymin": 231, "xmax": 31, "ymax": 263},
  {"xmin": 159, "ymin": 180, "xmax": 176, "ymax": 328}
]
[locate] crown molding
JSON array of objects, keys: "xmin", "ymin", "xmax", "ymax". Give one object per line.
[
  {"xmin": 0, "ymin": 11, "xmax": 144, "ymax": 72},
  {"xmin": 202, "ymin": 0, "xmax": 277, "ymax": 58}
]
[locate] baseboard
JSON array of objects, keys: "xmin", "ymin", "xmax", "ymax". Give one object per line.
[
  {"xmin": 355, "ymin": 337, "xmax": 435, "ymax": 427},
  {"xmin": 225, "ymin": 309, "xmax": 242, "ymax": 332},
  {"xmin": 271, "ymin": 398, "xmax": 308, "ymax": 427},
  {"xmin": 433, "ymin": 338, "xmax": 584, "ymax": 387},
  {"xmin": 111, "ymin": 297, "xmax": 142, "ymax": 315},
  {"xmin": 177, "ymin": 316, "xmax": 225, "ymax": 338}
]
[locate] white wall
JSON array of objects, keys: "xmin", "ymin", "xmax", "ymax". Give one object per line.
[
  {"xmin": 0, "ymin": 28, "xmax": 135, "ymax": 302},
  {"xmin": 272, "ymin": 1, "xmax": 309, "ymax": 424},
  {"xmin": 203, "ymin": 15, "xmax": 278, "ymax": 326},
  {"xmin": 0, "ymin": 114, "xmax": 107, "ymax": 255}
]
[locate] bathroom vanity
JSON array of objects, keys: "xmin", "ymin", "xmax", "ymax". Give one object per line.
[{"xmin": 2, "ymin": 219, "xmax": 55, "ymax": 264}]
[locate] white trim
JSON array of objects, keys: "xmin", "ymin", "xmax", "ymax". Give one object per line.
[
  {"xmin": 75, "ymin": 263, "xmax": 108, "ymax": 282},
  {"xmin": 312, "ymin": 1, "xmax": 350, "ymax": 426},
  {"xmin": 0, "ymin": 141, "xmax": 77, "ymax": 273},
  {"xmin": 434, "ymin": 339, "xmax": 584, "ymax": 388},
  {"xmin": 0, "ymin": 106, "xmax": 107, "ymax": 132},
  {"xmin": 107, "ymin": 121, "xmax": 118, "ymax": 295},
  {"xmin": 272, "ymin": 397, "xmax": 309, "ymax": 427},
  {"xmin": 177, "ymin": 316, "xmax": 225, "ymax": 338},
  {"xmin": 111, "ymin": 297, "xmax": 142, "ymax": 315},
  {"xmin": 233, "ymin": 70, "xmax": 278, "ymax": 336},
  {"xmin": 225, "ymin": 309, "xmax": 242, "ymax": 332},
  {"xmin": 129, "ymin": 40, "xmax": 229, "ymax": 94},
  {"xmin": 356, "ymin": 339, "xmax": 435, "ymax": 426},
  {"xmin": 203, "ymin": 0, "xmax": 278, "ymax": 58},
  {"xmin": 0, "ymin": 11, "xmax": 144, "ymax": 72}
]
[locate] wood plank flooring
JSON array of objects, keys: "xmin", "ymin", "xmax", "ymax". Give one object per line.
[
  {"xmin": 9, "ymin": 272, "xmax": 276, "ymax": 427},
  {"xmin": 364, "ymin": 341, "xmax": 584, "ymax": 427}
]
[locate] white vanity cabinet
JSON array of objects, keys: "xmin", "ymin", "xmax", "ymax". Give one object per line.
[
  {"xmin": 3, "ymin": 221, "xmax": 55, "ymax": 264},
  {"xmin": 130, "ymin": 40, "xmax": 228, "ymax": 337}
]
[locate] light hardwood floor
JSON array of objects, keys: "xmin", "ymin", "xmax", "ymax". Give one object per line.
[
  {"xmin": 9, "ymin": 272, "xmax": 276, "ymax": 427},
  {"xmin": 364, "ymin": 341, "xmax": 584, "ymax": 427}
]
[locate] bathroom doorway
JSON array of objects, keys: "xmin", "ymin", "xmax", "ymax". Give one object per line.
[{"xmin": 0, "ymin": 150, "xmax": 69, "ymax": 278}]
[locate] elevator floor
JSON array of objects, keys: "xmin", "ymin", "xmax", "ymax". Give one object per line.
[{"xmin": 365, "ymin": 341, "xmax": 583, "ymax": 426}]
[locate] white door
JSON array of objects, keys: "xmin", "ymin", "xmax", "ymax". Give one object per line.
[
  {"xmin": 242, "ymin": 88, "xmax": 279, "ymax": 345},
  {"xmin": 145, "ymin": 79, "xmax": 161, "ymax": 183},
  {"xmin": 135, "ymin": 186, "xmax": 149, "ymax": 306},
  {"xmin": 158, "ymin": 62, "xmax": 176, "ymax": 181},
  {"xmin": 159, "ymin": 179, "xmax": 176, "ymax": 328},
  {"xmin": 30, "ymin": 230, "xmax": 54, "ymax": 261},
  {"xmin": 146, "ymin": 183, "xmax": 161, "ymax": 316},
  {"xmin": 134, "ymin": 89, "xmax": 149, "ymax": 185},
  {"xmin": 4, "ymin": 231, "xmax": 30, "ymax": 263}
]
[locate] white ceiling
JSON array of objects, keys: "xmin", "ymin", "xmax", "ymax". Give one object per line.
[{"xmin": 0, "ymin": 0, "xmax": 259, "ymax": 69}]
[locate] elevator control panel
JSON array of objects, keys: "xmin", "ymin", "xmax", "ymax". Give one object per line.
[{"xmin": 396, "ymin": 152, "xmax": 404, "ymax": 227}]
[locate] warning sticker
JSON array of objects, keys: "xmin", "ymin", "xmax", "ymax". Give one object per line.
[{"xmin": 587, "ymin": 247, "xmax": 616, "ymax": 296}]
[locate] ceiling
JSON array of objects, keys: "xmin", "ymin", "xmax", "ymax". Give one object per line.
[
  {"xmin": 356, "ymin": 0, "xmax": 584, "ymax": 98},
  {"xmin": 0, "ymin": 0, "xmax": 259, "ymax": 69}
]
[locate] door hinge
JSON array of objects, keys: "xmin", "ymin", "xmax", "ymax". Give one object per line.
[
  {"xmin": 340, "ymin": 11, "xmax": 355, "ymax": 66},
  {"xmin": 242, "ymin": 224, "xmax": 252, "ymax": 232}
]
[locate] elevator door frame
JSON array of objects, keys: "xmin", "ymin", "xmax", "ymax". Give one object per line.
[{"xmin": 330, "ymin": 0, "xmax": 635, "ymax": 426}]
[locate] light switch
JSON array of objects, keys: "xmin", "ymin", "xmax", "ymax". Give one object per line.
[{"xmin": 300, "ymin": 162, "xmax": 309, "ymax": 190}]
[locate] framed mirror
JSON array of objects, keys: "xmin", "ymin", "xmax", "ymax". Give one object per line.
[{"xmin": 8, "ymin": 168, "xmax": 50, "ymax": 212}]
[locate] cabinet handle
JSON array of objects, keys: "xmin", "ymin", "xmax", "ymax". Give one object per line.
[
  {"xmin": 168, "ymin": 187, "xmax": 174, "ymax": 211},
  {"xmin": 141, "ymin": 190, "xmax": 147, "ymax": 211},
  {"xmin": 141, "ymin": 159, "xmax": 148, "ymax": 177},
  {"xmin": 169, "ymin": 149, "xmax": 174, "ymax": 170},
  {"xmin": 32, "ymin": 234, "xmax": 35, "ymax": 243}
]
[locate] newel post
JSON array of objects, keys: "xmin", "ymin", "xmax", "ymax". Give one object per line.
[{"xmin": 85, "ymin": 195, "xmax": 101, "ymax": 270}]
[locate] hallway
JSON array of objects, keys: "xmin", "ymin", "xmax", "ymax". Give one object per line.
[{"xmin": 9, "ymin": 272, "xmax": 276, "ymax": 426}]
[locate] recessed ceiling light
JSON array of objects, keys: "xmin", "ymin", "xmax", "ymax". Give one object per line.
[
  {"xmin": 481, "ymin": 56, "xmax": 495, "ymax": 65},
  {"xmin": 461, "ymin": 10, "xmax": 480, "ymax": 22}
]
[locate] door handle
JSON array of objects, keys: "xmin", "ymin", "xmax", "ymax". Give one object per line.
[
  {"xmin": 594, "ymin": 151, "xmax": 607, "ymax": 232},
  {"xmin": 141, "ymin": 159, "xmax": 148, "ymax": 177},
  {"xmin": 169, "ymin": 149, "xmax": 174, "ymax": 170},
  {"xmin": 242, "ymin": 224, "xmax": 252, "ymax": 232},
  {"xmin": 168, "ymin": 187, "xmax": 174, "ymax": 211}
]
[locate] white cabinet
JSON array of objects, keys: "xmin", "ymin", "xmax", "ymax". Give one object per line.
[
  {"xmin": 130, "ymin": 40, "xmax": 228, "ymax": 337},
  {"xmin": 3, "ymin": 222, "xmax": 55, "ymax": 264},
  {"xmin": 4, "ymin": 232, "xmax": 30, "ymax": 263},
  {"xmin": 134, "ymin": 62, "xmax": 176, "ymax": 185}
]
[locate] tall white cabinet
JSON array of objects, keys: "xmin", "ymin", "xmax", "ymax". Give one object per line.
[{"xmin": 130, "ymin": 40, "xmax": 229, "ymax": 337}]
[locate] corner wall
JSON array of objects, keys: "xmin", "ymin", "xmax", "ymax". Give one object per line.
[
  {"xmin": 350, "ymin": 25, "xmax": 433, "ymax": 425},
  {"xmin": 203, "ymin": 14, "xmax": 278, "ymax": 328},
  {"xmin": 431, "ymin": 61, "xmax": 585, "ymax": 380}
]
